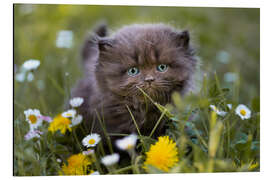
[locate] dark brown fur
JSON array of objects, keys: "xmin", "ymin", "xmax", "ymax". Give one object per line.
[{"xmin": 72, "ymin": 23, "xmax": 197, "ymax": 139}]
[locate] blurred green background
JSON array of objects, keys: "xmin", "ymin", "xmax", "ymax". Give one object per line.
[{"xmin": 14, "ymin": 4, "xmax": 260, "ymax": 118}]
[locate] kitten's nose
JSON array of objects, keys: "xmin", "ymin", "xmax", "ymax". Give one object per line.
[{"xmin": 144, "ymin": 75, "xmax": 155, "ymax": 82}]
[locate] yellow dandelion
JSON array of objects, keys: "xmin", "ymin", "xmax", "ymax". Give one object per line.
[
  {"xmin": 144, "ymin": 136, "xmax": 179, "ymax": 172},
  {"xmin": 59, "ymin": 153, "xmax": 92, "ymax": 175},
  {"xmin": 48, "ymin": 114, "xmax": 72, "ymax": 134}
]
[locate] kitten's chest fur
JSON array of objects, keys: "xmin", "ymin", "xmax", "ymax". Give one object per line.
[{"xmin": 75, "ymin": 82, "xmax": 167, "ymax": 137}]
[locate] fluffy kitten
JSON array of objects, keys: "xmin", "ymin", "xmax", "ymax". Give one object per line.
[{"xmin": 72, "ymin": 23, "xmax": 197, "ymax": 139}]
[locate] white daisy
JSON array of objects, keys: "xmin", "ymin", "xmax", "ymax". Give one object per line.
[
  {"xmin": 27, "ymin": 72, "xmax": 34, "ymax": 82},
  {"xmin": 115, "ymin": 134, "xmax": 138, "ymax": 150},
  {"xmin": 209, "ymin": 105, "xmax": 227, "ymax": 117},
  {"xmin": 24, "ymin": 130, "xmax": 43, "ymax": 140},
  {"xmin": 82, "ymin": 133, "xmax": 101, "ymax": 148},
  {"xmin": 101, "ymin": 153, "xmax": 120, "ymax": 166},
  {"xmin": 217, "ymin": 111, "xmax": 227, "ymax": 116},
  {"xmin": 82, "ymin": 149, "xmax": 95, "ymax": 156},
  {"xmin": 235, "ymin": 104, "xmax": 251, "ymax": 120},
  {"xmin": 62, "ymin": 109, "xmax": 76, "ymax": 118},
  {"xmin": 91, "ymin": 171, "xmax": 100, "ymax": 175},
  {"xmin": 224, "ymin": 72, "xmax": 238, "ymax": 83},
  {"xmin": 24, "ymin": 109, "xmax": 43, "ymax": 129},
  {"xmin": 71, "ymin": 114, "xmax": 83, "ymax": 127},
  {"xmin": 69, "ymin": 97, "xmax": 84, "ymax": 108},
  {"xmin": 210, "ymin": 105, "xmax": 218, "ymax": 112},
  {"xmin": 15, "ymin": 72, "xmax": 26, "ymax": 82},
  {"xmin": 22, "ymin": 59, "xmax": 40, "ymax": 71},
  {"xmin": 56, "ymin": 30, "xmax": 73, "ymax": 48}
]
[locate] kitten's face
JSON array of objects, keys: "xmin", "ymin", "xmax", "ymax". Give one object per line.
[{"xmin": 95, "ymin": 25, "xmax": 196, "ymax": 104}]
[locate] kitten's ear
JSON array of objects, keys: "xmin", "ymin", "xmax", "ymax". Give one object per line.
[
  {"xmin": 81, "ymin": 35, "xmax": 113, "ymax": 60},
  {"xmin": 94, "ymin": 22, "xmax": 108, "ymax": 37},
  {"xmin": 98, "ymin": 37, "xmax": 114, "ymax": 51},
  {"xmin": 175, "ymin": 30, "xmax": 190, "ymax": 49},
  {"xmin": 81, "ymin": 22, "xmax": 109, "ymax": 60}
]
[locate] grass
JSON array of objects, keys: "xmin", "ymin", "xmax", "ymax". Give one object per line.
[{"xmin": 14, "ymin": 71, "xmax": 260, "ymax": 175}]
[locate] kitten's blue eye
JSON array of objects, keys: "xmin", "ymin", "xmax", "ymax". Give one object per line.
[
  {"xmin": 157, "ymin": 64, "xmax": 168, "ymax": 72},
  {"xmin": 127, "ymin": 67, "xmax": 140, "ymax": 76}
]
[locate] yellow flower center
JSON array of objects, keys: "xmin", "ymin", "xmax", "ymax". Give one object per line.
[
  {"xmin": 29, "ymin": 115, "xmax": 37, "ymax": 124},
  {"xmin": 66, "ymin": 113, "xmax": 72, "ymax": 116},
  {"xmin": 126, "ymin": 144, "xmax": 134, "ymax": 150},
  {"xmin": 88, "ymin": 139, "xmax": 96, "ymax": 145},
  {"xmin": 240, "ymin": 109, "xmax": 246, "ymax": 116}
]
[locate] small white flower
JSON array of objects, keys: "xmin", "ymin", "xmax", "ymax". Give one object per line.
[
  {"xmin": 210, "ymin": 105, "xmax": 218, "ymax": 111},
  {"xmin": 235, "ymin": 104, "xmax": 251, "ymax": 120},
  {"xmin": 224, "ymin": 72, "xmax": 238, "ymax": 83},
  {"xmin": 82, "ymin": 149, "xmax": 95, "ymax": 156},
  {"xmin": 27, "ymin": 72, "xmax": 34, "ymax": 82},
  {"xmin": 71, "ymin": 114, "xmax": 83, "ymax": 127},
  {"xmin": 227, "ymin": 104, "xmax": 232, "ymax": 110},
  {"xmin": 24, "ymin": 130, "xmax": 43, "ymax": 140},
  {"xmin": 116, "ymin": 134, "xmax": 138, "ymax": 150},
  {"xmin": 82, "ymin": 133, "xmax": 101, "ymax": 148},
  {"xmin": 56, "ymin": 30, "xmax": 73, "ymax": 48},
  {"xmin": 62, "ymin": 109, "xmax": 76, "ymax": 118},
  {"xmin": 24, "ymin": 109, "xmax": 43, "ymax": 129},
  {"xmin": 15, "ymin": 72, "xmax": 26, "ymax": 82},
  {"xmin": 91, "ymin": 171, "xmax": 100, "ymax": 175},
  {"xmin": 210, "ymin": 105, "xmax": 227, "ymax": 117},
  {"xmin": 217, "ymin": 50, "xmax": 230, "ymax": 64},
  {"xmin": 69, "ymin": 97, "xmax": 84, "ymax": 108},
  {"xmin": 101, "ymin": 153, "xmax": 120, "ymax": 166},
  {"xmin": 22, "ymin": 59, "xmax": 40, "ymax": 71},
  {"xmin": 217, "ymin": 111, "xmax": 227, "ymax": 116},
  {"xmin": 56, "ymin": 158, "xmax": 62, "ymax": 163}
]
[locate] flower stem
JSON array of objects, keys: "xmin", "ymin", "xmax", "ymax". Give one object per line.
[
  {"xmin": 149, "ymin": 109, "xmax": 166, "ymax": 138},
  {"xmin": 126, "ymin": 105, "xmax": 146, "ymax": 151},
  {"xmin": 92, "ymin": 153, "xmax": 103, "ymax": 174},
  {"xmin": 95, "ymin": 110, "xmax": 114, "ymax": 154},
  {"xmin": 113, "ymin": 165, "xmax": 133, "ymax": 174}
]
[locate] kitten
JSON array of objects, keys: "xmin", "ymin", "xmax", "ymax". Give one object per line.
[{"xmin": 71, "ymin": 23, "xmax": 197, "ymax": 139}]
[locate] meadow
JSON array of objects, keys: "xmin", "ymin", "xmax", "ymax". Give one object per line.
[{"xmin": 14, "ymin": 4, "xmax": 260, "ymax": 175}]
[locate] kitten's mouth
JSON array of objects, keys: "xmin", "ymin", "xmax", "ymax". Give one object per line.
[
  {"xmin": 138, "ymin": 84, "xmax": 154, "ymax": 92},
  {"xmin": 137, "ymin": 85, "xmax": 158, "ymax": 99},
  {"xmin": 135, "ymin": 83, "xmax": 172, "ymax": 105}
]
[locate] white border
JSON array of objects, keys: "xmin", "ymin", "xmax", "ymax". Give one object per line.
[{"xmin": 2, "ymin": 0, "xmax": 270, "ymax": 180}]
